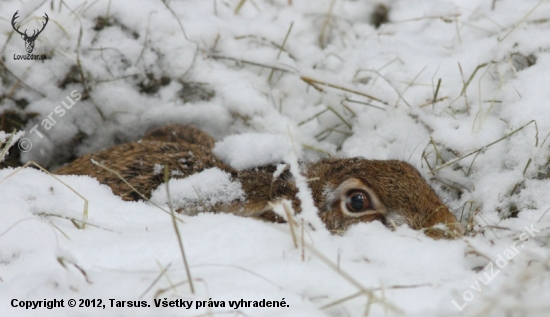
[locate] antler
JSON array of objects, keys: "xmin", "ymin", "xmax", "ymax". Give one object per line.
[
  {"xmin": 32, "ymin": 13, "xmax": 49, "ymax": 39},
  {"xmin": 11, "ymin": 11, "xmax": 49, "ymax": 40},
  {"xmin": 11, "ymin": 11, "xmax": 26, "ymax": 37}
]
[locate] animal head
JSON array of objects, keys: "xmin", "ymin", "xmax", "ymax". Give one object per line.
[
  {"xmin": 307, "ymin": 158, "xmax": 462, "ymax": 238},
  {"xmin": 11, "ymin": 11, "xmax": 49, "ymax": 54}
]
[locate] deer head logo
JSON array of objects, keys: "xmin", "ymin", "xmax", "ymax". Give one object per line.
[{"xmin": 11, "ymin": 11, "xmax": 49, "ymax": 54}]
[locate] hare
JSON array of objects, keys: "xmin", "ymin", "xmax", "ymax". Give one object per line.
[{"xmin": 55, "ymin": 124, "xmax": 462, "ymax": 238}]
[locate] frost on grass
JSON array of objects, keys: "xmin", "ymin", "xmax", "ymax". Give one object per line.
[
  {"xmin": 150, "ymin": 168, "xmax": 245, "ymax": 213},
  {"xmin": 0, "ymin": 130, "xmax": 23, "ymax": 162}
]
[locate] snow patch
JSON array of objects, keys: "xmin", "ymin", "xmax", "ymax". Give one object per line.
[
  {"xmin": 150, "ymin": 168, "xmax": 245, "ymax": 212},
  {"xmin": 213, "ymin": 133, "xmax": 293, "ymax": 170}
]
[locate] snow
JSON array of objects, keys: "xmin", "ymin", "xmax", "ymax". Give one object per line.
[
  {"xmin": 1, "ymin": 0, "xmax": 550, "ymax": 316},
  {"xmin": 213, "ymin": 133, "xmax": 293, "ymax": 170},
  {"xmin": 150, "ymin": 167, "xmax": 246, "ymax": 213}
]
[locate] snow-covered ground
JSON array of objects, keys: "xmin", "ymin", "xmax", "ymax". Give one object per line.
[{"xmin": 1, "ymin": 0, "xmax": 550, "ymax": 316}]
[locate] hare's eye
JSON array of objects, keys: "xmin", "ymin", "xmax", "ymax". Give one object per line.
[{"xmin": 345, "ymin": 190, "xmax": 373, "ymax": 212}]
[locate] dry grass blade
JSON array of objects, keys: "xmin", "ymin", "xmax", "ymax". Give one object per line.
[
  {"xmin": 459, "ymin": 201, "xmax": 474, "ymax": 223},
  {"xmin": 235, "ymin": 0, "xmax": 248, "ymax": 14},
  {"xmin": 437, "ymin": 62, "xmax": 492, "ymax": 116},
  {"xmin": 474, "ymin": 65, "xmax": 497, "ymax": 120},
  {"xmin": 427, "ymin": 142, "xmax": 446, "ymax": 167},
  {"xmin": 368, "ymin": 69, "xmax": 412, "ymax": 107},
  {"xmin": 60, "ymin": 2, "xmax": 105, "ymax": 120},
  {"xmin": 429, "ymin": 137, "xmax": 444, "ymax": 167},
  {"xmin": 319, "ymin": 0, "xmax": 336, "ymax": 48},
  {"xmin": 0, "ymin": 129, "xmax": 17, "ymax": 163},
  {"xmin": 432, "ymin": 78, "xmax": 442, "ymax": 107},
  {"xmin": 460, "ymin": 63, "xmax": 488, "ymax": 95},
  {"xmin": 139, "ymin": 263, "xmax": 172, "ymax": 299},
  {"xmin": 326, "ymin": 106, "xmax": 351, "ymax": 130},
  {"xmin": 301, "ymin": 219, "xmax": 305, "ymax": 261},
  {"xmin": 75, "ymin": 18, "xmax": 89, "ymax": 94},
  {"xmin": 402, "ymin": 65, "xmax": 427, "ymax": 93},
  {"xmin": 352, "ymin": 59, "xmax": 401, "ymax": 85},
  {"xmin": 36, "ymin": 212, "xmax": 111, "ymax": 232},
  {"xmin": 0, "ymin": 217, "xmax": 68, "ymax": 243},
  {"xmin": 536, "ymin": 206, "xmax": 550, "ymax": 223},
  {"xmin": 286, "ymin": 126, "xmax": 325, "ymax": 230},
  {"xmin": 134, "ymin": 11, "xmax": 157, "ymax": 66},
  {"xmin": 522, "ymin": 158, "xmax": 532, "ymax": 175},
  {"xmin": 44, "ymin": 219, "xmax": 71, "ymax": 240},
  {"xmin": 298, "ymin": 108, "xmax": 329, "ymax": 126},
  {"xmin": 540, "ymin": 131, "xmax": 550, "ymax": 148},
  {"xmin": 321, "ymin": 283, "xmax": 430, "ymax": 310},
  {"xmin": 301, "ymin": 144, "xmax": 331, "ymax": 155},
  {"xmin": 466, "ymin": 148, "xmax": 483, "ymax": 176},
  {"xmin": 282, "ymin": 201, "xmax": 298, "ymax": 248},
  {"xmin": 429, "ymin": 120, "xmax": 537, "ymax": 174},
  {"xmin": 498, "ymin": 0, "xmax": 545, "ymax": 42},
  {"xmin": 234, "ymin": 0, "xmax": 259, "ymax": 14},
  {"xmin": 268, "ymin": 21, "xmax": 294, "ymax": 82},
  {"xmin": 344, "ymin": 98, "xmax": 386, "ymax": 111},
  {"xmin": 90, "ymin": 159, "xmax": 183, "ymax": 222},
  {"xmin": 159, "ymin": 0, "xmax": 189, "ymax": 40},
  {"xmin": 57, "ymin": 256, "xmax": 92, "ymax": 283},
  {"xmin": 235, "ymin": 35, "xmax": 297, "ymax": 60},
  {"xmin": 300, "ymin": 76, "xmax": 387, "ymax": 104},
  {"xmin": 155, "ymin": 259, "xmax": 178, "ymax": 294},
  {"xmin": 159, "ymin": 0, "xmax": 199, "ymax": 77},
  {"xmin": 392, "ymin": 13, "xmax": 460, "ymax": 24},
  {"xmin": 419, "ymin": 96, "xmax": 448, "ymax": 108},
  {"xmin": 464, "ymin": 240, "xmax": 492, "ymax": 261},
  {"xmin": 454, "ymin": 17, "xmax": 462, "ymax": 44},
  {"xmin": 209, "ymin": 55, "xmax": 292, "ymax": 73},
  {"xmin": 304, "ymin": 241, "xmax": 402, "ymax": 314},
  {"xmin": 164, "ymin": 165, "xmax": 195, "ymax": 294},
  {"xmin": 153, "ymin": 277, "xmax": 204, "ymax": 299},
  {"xmin": 422, "ymin": 151, "xmax": 433, "ymax": 172},
  {"xmin": 0, "ymin": 61, "xmax": 45, "ymax": 97},
  {"xmin": 0, "ymin": 161, "xmax": 89, "ymax": 229},
  {"xmin": 195, "ymin": 263, "xmax": 284, "ymax": 289},
  {"xmin": 315, "ymin": 125, "xmax": 352, "ymax": 141},
  {"xmin": 341, "ymin": 102, "xmax": 357, "ymax": 117}
]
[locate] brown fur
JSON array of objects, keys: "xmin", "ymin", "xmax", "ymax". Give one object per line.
[
  {"xmin": 55, "ymin": 125, "xmax": 462, "ymax": 238},
  {"xmin": 142, "ymin": 124, "xmax": 216, "ymax": 149}
]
